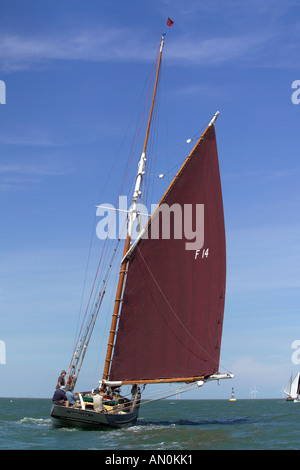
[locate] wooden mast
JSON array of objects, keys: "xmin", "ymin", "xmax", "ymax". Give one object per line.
[{"xmin": 102, "ymin": 34, "xmax": 165, "ymax": 381}]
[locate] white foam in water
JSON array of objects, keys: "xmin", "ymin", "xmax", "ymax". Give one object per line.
[{"xmin": 19, "ymin": 417, "xmax": 51, "ymax": 426}]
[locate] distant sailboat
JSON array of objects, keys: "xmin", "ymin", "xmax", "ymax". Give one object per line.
[
  {"xmin": 229, "ymin": 387, "xmax": 236, "ymax": 401},
  {"xmin": 284, "ymin": 373, "xmax": 300, "ymax": 401},
  {"xmin": 50, "ymin": 31, "xmax": 233, "ymax": 430}
]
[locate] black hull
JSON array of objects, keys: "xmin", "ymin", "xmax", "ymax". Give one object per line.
[{"xmin": 50, "ymin": 404, "xmax": 139, "ymax": 429}]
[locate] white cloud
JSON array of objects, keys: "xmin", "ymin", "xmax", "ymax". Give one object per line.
[
  {"xmin": 0, "ymin": 162, "xmax": 68, "ymax": 192},
  {"xmin": 167, "ymin": 33, "xmax": 272, "ymax": 65},
  {"xmin": 0, "ymin": 28, "xmax": 153, "ymax": 71},
  {"xmin": 227, "ymin": 224, "xmax": 300, "ymax": 293},
  {"xmin": 229, "ymin": 355, "xmax": 289, "ymax": 398},
  {"xmin": 0, "ymin": 25, "xmax": 276, "ymax": 72}
]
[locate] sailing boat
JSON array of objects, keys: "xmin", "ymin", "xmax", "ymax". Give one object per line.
[
  {"xmin": 284, "ymin": 373, "xmax": 300, "ymax": 401},
  {"xmin": 51, "ymin": 32, "xmax": 233, "ymax": 429}
]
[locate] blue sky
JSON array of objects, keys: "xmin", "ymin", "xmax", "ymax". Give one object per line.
[{"xmin": 0, "ymin": 0, "xmax": 300, "ymax": 399}]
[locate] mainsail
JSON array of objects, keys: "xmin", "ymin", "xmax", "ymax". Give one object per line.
[
  {"xmin": 284, "ymin": 372, "xmax": 300, "ymax": 399},
  {"xmin": 108, "ymin": 123, "xmax": 226, "ymax": 383}
]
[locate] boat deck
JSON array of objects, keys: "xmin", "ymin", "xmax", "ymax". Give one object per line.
[{"xmin": 51, "ymin": 392, "xmax": 139, "ymax": 429}]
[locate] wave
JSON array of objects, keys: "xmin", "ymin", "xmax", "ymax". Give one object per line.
[
  {"xmin": 136, "ymin": 417, "xmax": 249, "ymax": 427},
  {"xmin": 18, "ymin": 417, "xmax": 51, "ymax": 427}
]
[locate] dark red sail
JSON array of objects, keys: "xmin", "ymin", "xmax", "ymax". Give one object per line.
[{"xmin": 109, "ymin": 124, "xmax": 226, "ymax": 382}]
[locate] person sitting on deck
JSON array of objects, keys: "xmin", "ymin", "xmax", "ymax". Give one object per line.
[
  {"xmin": 65, "ymin": 390, "xmax": 78, "ymax": 406},
  {"xmin": 52, "ymin": 386, "xmax": 69, "ymax": 406},
  {"xmin": 93, "ymin": 393, "xmax": 104, "ymax": 412}
]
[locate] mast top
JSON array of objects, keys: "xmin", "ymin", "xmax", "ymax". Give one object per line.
[{"xmin": 160, "ymin": 34, "xmax": 166, "ymax": 51}]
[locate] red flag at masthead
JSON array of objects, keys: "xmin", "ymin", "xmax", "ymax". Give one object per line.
[{"xmin": 166, "ymin": 17, "xmax": 174, "ymax": 27}]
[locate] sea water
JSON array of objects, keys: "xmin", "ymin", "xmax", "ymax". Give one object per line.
[{"xmin": 0, "ymin": 398, "xmax": 299, "ymax": 451}]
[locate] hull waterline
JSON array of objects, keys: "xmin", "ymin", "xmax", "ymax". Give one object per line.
[{"xmin": 50, "ymin": 404, "xmax": 139, "ymax": 429}]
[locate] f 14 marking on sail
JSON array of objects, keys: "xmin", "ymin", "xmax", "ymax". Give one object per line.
[{"xmin": 195, "ymin": 248, "xmax": 209, "ymax": 259}]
